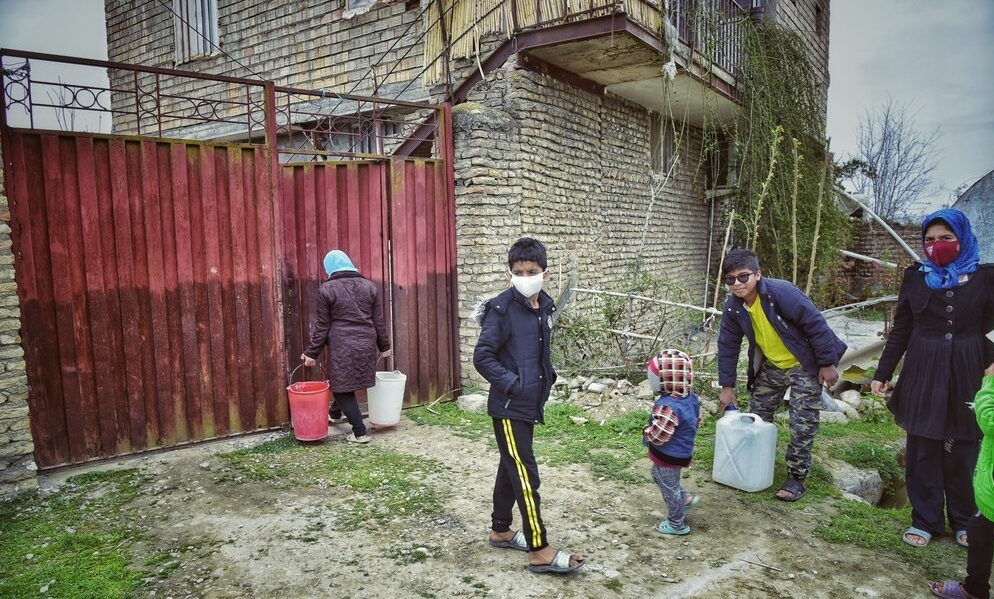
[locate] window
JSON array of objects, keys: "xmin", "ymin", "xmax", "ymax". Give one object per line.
[
  {"xmin": 173, "ymin": 0, "xmax": 219, "ymax": 64},
  {"xmin": 650, "ymin": 114, "xmax": 676, "ymax": 174}
]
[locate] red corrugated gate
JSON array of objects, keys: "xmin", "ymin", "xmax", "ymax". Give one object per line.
[
  {"xmin": 281, "ymin": 156, "xmax": 458, "ymax": 407},
  {"xmin": 0, "ymin": 50, "xmax": 458, "ymax": 469}
]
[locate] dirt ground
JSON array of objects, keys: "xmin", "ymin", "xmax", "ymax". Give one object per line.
[{"xmin": 41, "ymin": 414, "xmax": 940, "ymax": 599}]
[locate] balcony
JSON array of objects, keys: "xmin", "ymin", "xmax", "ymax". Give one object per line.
[{"xmin": 424, "ymin": 0, "xmax": 751, "ymax": 126}]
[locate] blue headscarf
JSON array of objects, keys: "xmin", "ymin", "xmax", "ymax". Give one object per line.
[
  {"xmin": 918, "ymin": 208, "xmax": 979, "ymax": 290},
  {"xmin": 323, "ymin": 250, "xmax": 359, "ymax": 276}
]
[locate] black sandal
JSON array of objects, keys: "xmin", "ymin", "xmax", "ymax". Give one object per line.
[{"xmin": 775, "ymin": 476, "xmax": 807, "ymax": 502}]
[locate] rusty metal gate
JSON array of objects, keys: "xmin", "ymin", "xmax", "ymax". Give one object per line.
[{"xmin": 0, "ymin": 50, "xmax": 458, "ymax": 469}]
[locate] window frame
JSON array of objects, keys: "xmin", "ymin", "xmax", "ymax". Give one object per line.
[{"xmin": 173, "ymin": 0, "xmax": 220, "ymax": 65}]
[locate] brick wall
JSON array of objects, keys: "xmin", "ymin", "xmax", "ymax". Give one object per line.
[
  {"xmin": 0, "ymin": 144, "xmax": 36, "ymax": 498},
  {"xmin": 771, "ymin": 0, "xmax": 831, "ymax": 116},
  {"xmin": 453, "ymin": 64, "xmax": 712, "ymax": 382},
  {"xmin": 841, "ymin": 221, "xmax": 920, "ymax": 300},
  {"xmin": 104, "ymin": 0, "xmax": 429, "ymax": 133}
]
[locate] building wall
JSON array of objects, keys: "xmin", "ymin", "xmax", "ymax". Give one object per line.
[
  {"xmin": 104, "ymin": 0, "xmax": 429, "ymax": 133},
  {"xmin": 771, "ymin": 0, "xmax": 831, "ymax": 115},
  {"xmin": 841, "ymin": 221, "xmax": 919, "ymax": 301},
  {"xmin": 0, "ymin": 144, "xmax": 36, "ymax": 499},
  {"xmin": 453, "ymin": 65, "xmax": 712, "ymax": 382}
]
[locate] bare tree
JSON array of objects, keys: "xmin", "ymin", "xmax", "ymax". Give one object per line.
[{"xmin": 845, "ymin": 97, "xmax": 940, "ymax": 220}]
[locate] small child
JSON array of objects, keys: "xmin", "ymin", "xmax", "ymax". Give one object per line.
[{"xmin": 644, "ymin": 349, "xmax": 701, "ymax": 536}]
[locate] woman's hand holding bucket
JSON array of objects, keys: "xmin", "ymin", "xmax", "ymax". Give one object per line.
[{"xmin": 300, "ymin": 353, "xmax": 317, "ymax": 367}]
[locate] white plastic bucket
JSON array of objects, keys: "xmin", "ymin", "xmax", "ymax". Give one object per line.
[
  {"xmin": 367, "ymin": 370, "xmax": 407, "ymax": 427},
  {"xmin": 711, "ymin": 410, "xmax": 777, "ymax": 492}
]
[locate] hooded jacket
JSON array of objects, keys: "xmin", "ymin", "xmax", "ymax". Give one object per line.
[
  {"xmin": 472, "ymin": 287, "xmax": 557, "ymax": 423},
  {"xmin": 717, "ymin": 277, "xmax": 846, "ymax": 390},
  {"xmin": 974, "ymin": 376, "xmax": 994, "ymax": 520},
  {"xmin": 304, "ymin": 251, "xmax": 390, "ymax": 392}
]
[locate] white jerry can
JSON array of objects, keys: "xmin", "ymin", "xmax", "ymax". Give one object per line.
[{"xmin": 711, "ymin": 409, "xmax": 778, "ymax": 492}]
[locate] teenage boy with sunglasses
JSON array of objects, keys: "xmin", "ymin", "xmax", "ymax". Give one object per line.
[{"xmin": 717, "ymin": 249, "xmax": 847, "ymax": 502}]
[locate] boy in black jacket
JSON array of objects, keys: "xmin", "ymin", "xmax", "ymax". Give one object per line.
[
  {"xmin": 473, "ymin": 237, "xmax": 585, "ymax": 575},
  {"xmin": 717, "ymin": 249, "xmax": 846, "ymax": 502}
]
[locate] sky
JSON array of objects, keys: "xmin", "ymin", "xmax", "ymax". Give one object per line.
[
  {"xmin": 1, "ymin": 0, "xmax": 992, "ymax": 213},
  {"xmin": 826, "ymin": 0, "xmax": 994, "ymax": 214}
]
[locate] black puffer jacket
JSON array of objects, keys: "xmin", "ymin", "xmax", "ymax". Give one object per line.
[
  {"xmin": 304, "ymin": 271, "xmax": 390, "ymax": 392},
  {"xmin": 473, "ymin": 287, "xmax": 557, "ymax": 424}
]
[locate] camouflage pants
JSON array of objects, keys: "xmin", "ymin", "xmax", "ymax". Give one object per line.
[{"xmin": 750, "ymin": 362, "xmax": 822, "ymax": 480}]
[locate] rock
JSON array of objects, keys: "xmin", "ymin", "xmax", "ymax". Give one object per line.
[
  {"xmin": 600, "ymin": 378, "xmax": 617, "ymax": 387},
  {"xmin": 568, "ymin": 377, "xmax": 583, "ymax": 389},
  {"xmin": 828, "ymin": 458, "xmax": 884, "ymax": 505},
  {"xmin": 821, "ymin": 389, "xmax": 842, "ymax": 412},
  {"xmin": 820, "ymin": 411, "xmax": 848, "ymax": 424},
  {"xmin": 616, "ymin": 379, "xmax": 634, "ymax": 389},
  {"xmin": 569, "ymin": 416, "xmax": 588, "ymax": 425},
  {"xmin": 839, "ymin": 390, "xmax": 863, "ymax": 410},
  {"xmin": 636, "ymin": 380, "xmax": 655, "ymax": 400},
  {"xmin": 842, "ymin": 492, "xmax": 870, "ymax": 504},
  {"xmin": 586, "ymin": 382, "xmax": 608, "ymax": 393},
  {"xmin": 700, "ymin": 399, "xmax": 719, "ymax": 415},
  {"xmin": 841, "ymin": 404, "xmax": 860, "ymax": 421},
  {"xmin": 456, "ymin": 393, "xmax": 488, "ymax": 413}
]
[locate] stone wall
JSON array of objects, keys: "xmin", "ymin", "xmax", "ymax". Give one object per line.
[
  {"xmin": 0, "ymin": 144, "xmax": 36, "ymax": 498},
  {"xmin": 453, "ymin": 64, "xmax": 712, "ymax": 382}
]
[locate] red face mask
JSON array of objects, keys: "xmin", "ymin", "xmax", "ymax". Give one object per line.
[{"xmin": 924, "ymin": 239, "xmax": 960, "ymax": 267}]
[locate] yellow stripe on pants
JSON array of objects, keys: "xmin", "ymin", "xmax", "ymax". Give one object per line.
[{"xmin": 501, "ymin": 418, "xmax": 541, "ymax": 548}]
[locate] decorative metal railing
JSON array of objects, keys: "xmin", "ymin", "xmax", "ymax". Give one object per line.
[
  {"xmin": 424, "ymin": 0, "xmax": 749, "ymax": 85},
  {"xmin": 0, "ymin": 49, "xmax": 442, "ymax": 161}
]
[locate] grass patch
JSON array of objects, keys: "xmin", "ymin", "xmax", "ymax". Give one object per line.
[
  {"xmin": 829, "ymin": 441, "xmax": 903, "ymax": 492},
  {"xmin": 219, "ymin": 434, "xmax": 444, "ymax": 527},
  {"xmin": 815, "ymin": 501, "xmax": 962, "ymax": 580},
  {"xmin": 0, "ymin": 469, "xmax": 150, "ymax": 599},
  {"xmin": 408, "ymin": 401, "xmax": 650, "ymax": 484}
]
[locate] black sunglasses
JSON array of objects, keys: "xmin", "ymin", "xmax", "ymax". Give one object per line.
[{"xmin": 724, "ymin": 272, "xmax": 756, "ymax": 285}]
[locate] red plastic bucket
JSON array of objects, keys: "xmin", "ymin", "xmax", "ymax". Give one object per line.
[{"xmin": 287, "ymin": 364, "xmax": 330, "ymax": 441}]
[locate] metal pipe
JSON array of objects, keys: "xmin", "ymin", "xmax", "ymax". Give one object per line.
[
  {"xmin": 839, "ymin": 249, "xmax": 898, "ymax": 268},
  {"xmin": 835, "ymin": 187, "xmax": 920, "ymax": 261}
]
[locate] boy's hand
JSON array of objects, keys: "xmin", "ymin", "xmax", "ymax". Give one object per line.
[
  {"xmin": 719, "ymin": 387, "xmax": 738, "ymax": 410},
  {"xmin": 985, "ymin": 361, "xmax": 994, "ymax": 377},
  {"xmin": 818, "ymin": 365, "xmax": 839, "ymax": 387},
  {"xmin": 870, "ymin": 380, "xmax": 889, "ymax": 397}
]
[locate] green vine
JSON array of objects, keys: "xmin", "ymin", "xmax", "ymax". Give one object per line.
[{"xmin": 735, "ymin": 20, "xmax": 850, "ymax": 303}]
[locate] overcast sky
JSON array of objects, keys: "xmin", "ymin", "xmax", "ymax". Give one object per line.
[
  {"xmin": 826, "ymin": 0, "xmax": 994, "ymax": 215},
  {"xmin": 1, "ymin": 0, "xmax": 992, "ymax": 212}
]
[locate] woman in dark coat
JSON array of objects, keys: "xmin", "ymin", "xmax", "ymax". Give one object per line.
[
  {"xmin": 872, "ymin": 208, "xmax": 994, "ymax": 548},
  {"xmin": 301, "ymin": 250, "xmax": 391, "ymax": 443}
]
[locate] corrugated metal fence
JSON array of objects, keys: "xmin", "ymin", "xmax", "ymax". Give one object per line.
[
  {"xmin": 7, "ymin": 134, "xmax": 285, "ymax": 466},
  {"xmin": 1, "ymin": 51, "xmax": 458, "ymax": 469}
]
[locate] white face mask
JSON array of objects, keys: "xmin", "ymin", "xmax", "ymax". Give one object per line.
[{"xmin": 509, "ymin": 270, "xmax": 546, "ymax": 297}]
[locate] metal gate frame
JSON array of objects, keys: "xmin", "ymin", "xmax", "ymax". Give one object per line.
[{"xmin": 0, "ymin": 49, "xmax": 458, "ymax": 469}]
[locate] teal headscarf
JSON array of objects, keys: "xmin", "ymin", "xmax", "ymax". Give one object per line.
[{"xmin": 323, "ymin": 250, "xmax": 359, "ymax": 276}]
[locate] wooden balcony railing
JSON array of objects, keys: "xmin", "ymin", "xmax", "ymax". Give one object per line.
[{"xmin": 424, "ymin": 0, "xmax": 750, "ymax": 86}]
